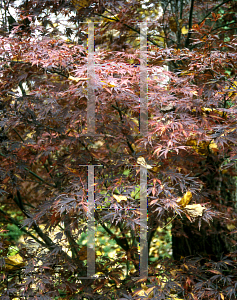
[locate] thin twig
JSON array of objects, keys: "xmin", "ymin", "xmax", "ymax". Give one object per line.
[
  {"xmin": 161, "ymin": 214, "xmax": 178, "ymax": 229},
  {"xmin": 185, "ymin": 0, "xmax": 195, "ymax": 48},
  {"xmin": 12, "ymin": 128, "xmax": 24, "ymax": 142},
  {"xmin": 198, "ymin": 0, "xmax": 232, "ymax": 25},
  {"xmin": 24, "ymin": 167, "xmax": 55, "ymax": 188}
]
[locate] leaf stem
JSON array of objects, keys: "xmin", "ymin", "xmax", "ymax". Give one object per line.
[{"xmin": 161, "ymin": 214, "xmax": 177, "ymax": 229}]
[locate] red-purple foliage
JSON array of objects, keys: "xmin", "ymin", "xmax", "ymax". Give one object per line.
[{"xmin": 0, "ymin": 0, "xmax": 237, "ymax": 299}]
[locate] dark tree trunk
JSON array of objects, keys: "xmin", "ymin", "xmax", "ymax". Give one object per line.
[
  {"xmin": 172, "ymin": 156, "xmax": 237, "ymax": 260},
  {"xmin": 172, "ymin": 219, "xmax": 231, "ymax": 260}
]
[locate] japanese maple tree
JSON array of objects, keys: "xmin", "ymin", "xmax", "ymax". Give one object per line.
[{"xmin": 0, "ymin": 0, "xmax": 237, "ymax": 299}]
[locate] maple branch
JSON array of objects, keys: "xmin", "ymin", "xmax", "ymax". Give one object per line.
[
  {"xmin": 12, "ymin": 128, "xmax": 24, "ymax": 142},
  {"xmin": 94, "ymin": 211, "xmax": 129, "ymax": 252},
  {"xmin": 46, "ymin": 67, "xmax": 68, "ymax": 78},
  {"xmin": 118, "ymin": 222, "xmax": 130, "ymax": 250},
  {"xmin": 199, "ymin": 20, "xmax": 237, "ymax": 42},
  {"xmin": 198, "ymin": 0, "xmax": 232, "ymax": 25},
  {"xmin": 94, "ymin": 12, "xmax": 161, "ymax": 47},
  {"xmin": 207, "ymin": 68, "xmax": 236, "ymax": 89},
  {"xmin": 32, "ymin": 222, "xmax": 85, "ymax": 272},
  {"xmin": 12, "ymin": 190, "xmax": 58, "ymax": 250},
  {"xmin": 1, "ymin": 131, "xmax": 55, "ymax": 187},
  {"xmin": 18, "ymin": 81, "xmax": 26, "ymax": 97},
  {"xmin": 16, "ymin": 189, "xmax": 25, "ymax": 213},
  {"xmin": 6, "ymin": 190, "xmax": 84, "ymax": 269},
  {"xmin": 43, "ymin": 162, "xmax": 53, "ymax": 178},
  {"xmin": 220, "ymin": 26, "xmax": 237, "ymax": 31},
  {"xmin": 95, "ymin": 212, "xmax": 139, "ymax": 271},
  {"xmin": 24, "ymin": 167, "xmax": 56, "ymax": 188},
  {"xmin": 180, "ymin": 0, "xmax": 184, "ymax": 20},
  {"xmin": 177, "ymin": 0, "xmax": 184, "ymax": 48},
  {"xmin": 185, "ymin": 0, "xmax": 195, "ymax": 48},
  {"xmin": 0, "ymin": 208, "xmax": 47, "ymax": 247},
  {"xmin": 149, "ymin": 33, "xmax": 176, "ymax": 44},
  {"xmin": 5, "ymin": 60, "xmax": 69, "ymax": 82},
  {"xmin": 64, "ymin": 216, "xmax": 80, "ymax": 260},
  {"xmin": 1, "ymin": 153, "xmax": 54, "ymax": 193},
  {"xmin": 111, "ymin": 104, "xmax": 135, "ymax": 155},
  {"xmin": 0, "ymin": 191, "xmax": 85, "ymax": 274},
  {"xmin": 210, "ymin": 20, "xmax": 237, "ymax": 32},
  {"xmin": 77, "ymin": 139, "xmax": 97, "ymax": 164}
]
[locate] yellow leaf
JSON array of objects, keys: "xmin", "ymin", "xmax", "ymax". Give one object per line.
[
  {"xmin": 181, "ymin": 26, "xmax": 189, "ymax": 34},
  {"xmin": 221, "ymin": 169, "xmax": 228, "ymax": 174},
  {"xmin": 71, "ymin": 0, "xmax": 91, "ymax": 11},
  {"xmin": 137, "ymin": 157, "xmax": 153, "ymax": 169},
  {"xmin": 225, "ymin": 81, "xmax": 237, "ymax": 99},
  {"xmin": 106, "ymin": 15, "xmax": 118, "ymax": 22},
  {"xmin": 201, "ymin": 107, "xmax": 212, "ymax": 112},
  {"xmin": 130, "ymin": 117, "xmax": 139, "ymax": 126},
  {"xmin": 26, "ymin": 130, "xmax": 36, "ymax": 139},
  {"xmin": 107, "ymin": 82, "xmax": 116, "ymax": 88},
  {"xmin": 101, "ymin": 80, "xmax": 116, "ymax": 88},
  {"xmin": 129, "ymin": 117, "xmax": 140, "ymax": 135},
  {"xmin": 227, "ymin": 223, "xmax": 236, "ymax": 231},
  {"xmin": 141, "ymin": 283, "xmax": 148, "ymax": 290},
  {"xmin": 12, "ymin": 56, "xmax": 23, "ymax": 62},
  {"xmin": 150, "ymin": 165, "xmax": 160, "ymax": 174},
  {"xmin": 177, "ymin": 191, "xmax": 192, "ymax": 208},
  {"xmin": 186, "ymin": 139, "xmax": 197, "ymax": 147},
  {"xmin": 185, "ymin": 204, "xmax": 205, "ymax": 217},
  {"xmin": 169, "ymin": 16, "xmax": 177, "ymax": 32},
  {"xmin": 67, "ymin": 167, "xmax": 78, "ymax": 174},
  {"xmin": 68, "ymin": 75, "xmax": 88, "ymax": 82},
  {"xmin": 4, "ymin": 254, "xmax": 24, "ymax": 271},
  {"xmin": 154, "ymin": 29, "xmax": 166, "ymax": 47},
  {"xmin": 201, "ymin": 107, "xmax": 223, "ymax": 116},
  {"xmin": 209, "ymin": 140, "xmax": 218, "ymax": 153},
  {"xmin": 113, "ymin": 194, "xmax": 127, "ymax": 202},
  {"xmin": 170, "ymin": 269, "xmax": 177, "ymax": 277},
  {"xmin": 186, "ymin": 138, "xmax": 218, "ymax": 156},
  {"xmin": 78, "ymin": 246, "xmax": 87, "ymax": 260},
  {"xmin": 137, "ymin": 157, "xmax": 161, "ymax": 173},
  {"xmin": 133, "ymin": 286, "xmax": 155, "ymax": 299}
]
